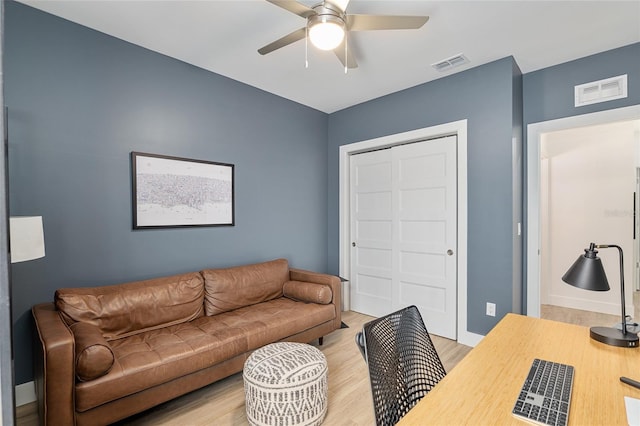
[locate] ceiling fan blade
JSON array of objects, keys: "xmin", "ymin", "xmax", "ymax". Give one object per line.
[
  {"xmin": 334, "ymin": 39, "xmax": 358, "ymax": 69},
  {"xmin": 265, "ymin": 0, "xmax": 315, "ymax": 18},
  {"xmin": 347, "ymin": 15, "xmax": 429, "ymax": 31},
  {"xmin": 258, "ymin": 27, "xmax": 307, "ymax": 55},
  {"xmin": 327, "ymin": 0, "xmax": 351, "ymax": 12}
]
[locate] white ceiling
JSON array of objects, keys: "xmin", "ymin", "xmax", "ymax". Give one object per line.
[{"xmin": 17, "ymin": 0, "xmax": 640, "ymax": 113}]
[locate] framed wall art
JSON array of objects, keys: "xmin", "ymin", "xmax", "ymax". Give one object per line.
[{"xmin": 131, "ymin": 152, "xmax": 235, "ymax": 229}]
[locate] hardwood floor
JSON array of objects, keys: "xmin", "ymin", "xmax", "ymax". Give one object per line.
[
  {"xmin": 16, "ymin": 402, "xmax": 38, "ymax": 426},
  {"xmin": 541, "ymin": 291, "xmax": 640, "ymax": 329},
  {"xmin": 541, "ymin": 304, "xmax": 620, "ymax": 328},
  {"xmin": 17, "ymin": 311, "xmax": 473, "ymax": 426}
]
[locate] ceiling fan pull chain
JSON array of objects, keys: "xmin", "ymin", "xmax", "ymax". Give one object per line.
[
  {"xmin": 305, "ymin": 25, "xmax": 309, "ymax": 68},
  {"xmin": 344, "ymin": 33, "xmax": 348, "ymax": 74}
]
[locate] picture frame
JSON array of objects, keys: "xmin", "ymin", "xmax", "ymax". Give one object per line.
[{"xmin": 131, "ymin": 152, "xmax": 234, "ymax": 229}]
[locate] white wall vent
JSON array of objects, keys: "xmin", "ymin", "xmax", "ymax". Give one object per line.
[
  {"xmin": 574, "ymin": 74, "xmax": 628, "ymax": 107},
  {"xmin": 432, "ymin": 54, "xmax": 469, "ymax": 72}
]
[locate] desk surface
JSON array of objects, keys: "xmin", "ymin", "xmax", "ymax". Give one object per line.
[{"xmin": 397, "ymin": 313, "xmax": 640, "ymax": 425}]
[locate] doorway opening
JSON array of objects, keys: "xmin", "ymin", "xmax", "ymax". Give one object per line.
[
  {"xmin": 539, "ymin": 121, "xmax": 639, "ymax": 326},
  {"xmin": 526, "ymin": 105, "xmax": 640, "ymax": 323}
]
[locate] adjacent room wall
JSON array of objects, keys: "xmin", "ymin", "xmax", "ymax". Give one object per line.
[
  {"xmin": 540, "ymin": 122, "xmax": 636, "ymax": 315},
  {"xmin": 5, "ymin": 1, "xmax": 329, "ymax": 385},
  {"xmin": 327, "ymin": 57, "xmax": 523, "ymax": 337}
]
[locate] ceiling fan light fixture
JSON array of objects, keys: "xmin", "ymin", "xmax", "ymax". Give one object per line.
[{"xmin": 308, "ymin": 14, "xmax": 345, "ymax": 51}]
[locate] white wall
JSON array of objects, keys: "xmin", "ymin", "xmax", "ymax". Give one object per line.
[{"xmin": 540, "ymin": 120, "xmax": 638, "ymax": 315}]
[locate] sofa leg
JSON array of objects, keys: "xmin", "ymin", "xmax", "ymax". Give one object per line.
[{"xmin": 319, "ymin": 336, "xmax": 324, "ymax": 346}]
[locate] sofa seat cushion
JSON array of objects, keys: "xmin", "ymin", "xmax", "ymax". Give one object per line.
[
  {"xmin": 75, "ymin": 317, "xmax": 248, "ymax": 412},
  {"xmin": 74, "ymin": 297, "xmax": 335, "ymax": 412},
  {"xmin": 200, "ymin": 297, "xmax": 336, "ymax": 350}
]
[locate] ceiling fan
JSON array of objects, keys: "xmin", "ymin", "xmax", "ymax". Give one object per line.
[{"xmin": 258, "ymin": 0, "xmax": 429, "ymax": 69}]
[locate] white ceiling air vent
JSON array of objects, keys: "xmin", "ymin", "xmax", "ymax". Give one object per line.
[
  {"xmin": 575, "ymin": 74, "xmax": 628, "ymax": 107},
  {"xmin": 431, "ymin": 54, "xmax": 469, "ymax": 72}
]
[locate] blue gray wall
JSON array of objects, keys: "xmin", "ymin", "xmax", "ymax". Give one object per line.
[
  {"xmin": 0, "ymin": 2, "xmax": 14, "ymax": 421},
  {"xmin": 6, "ymin": 2, "xmax": 329, "ymax": 384},
  {"xmin": 523, "ymin": 43, "xmax": 640, "ymax": 125},
  {"xmin": 327, "ymin": 57, "xmax": 523, "ymax": 336},
  {"xmin": 522, "ymin": 42, "xmax": 640, "ymax": 310},
  {"xmin": 512, "ymin": 60, "xmax": 524, "ymax": 314}
]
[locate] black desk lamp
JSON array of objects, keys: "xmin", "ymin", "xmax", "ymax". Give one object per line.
[{"xmin": 562, "ymin": 243, "xmax": 639, "ymax": 348}]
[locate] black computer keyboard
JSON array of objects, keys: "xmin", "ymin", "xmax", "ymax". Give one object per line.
[{"xmin": 512, "ymin": 358, "xmax": 574, "ymax": 426}]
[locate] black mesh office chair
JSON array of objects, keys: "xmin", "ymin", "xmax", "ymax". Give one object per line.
[{"xmin": 355, "ymin": 305, "xmax": 447, "ymax": 426}]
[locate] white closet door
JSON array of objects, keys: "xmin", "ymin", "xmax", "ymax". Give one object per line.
[
  {"xmin": 350, "ymin": 136, "xmax": 458, "ymax": 339},
  {"xmin": 350, "ymin": 149, "xmax": 393, "ymax": 317},
  {"xmin": 393, "ymin": 136, "xmax": 457, "ymax": 339}
]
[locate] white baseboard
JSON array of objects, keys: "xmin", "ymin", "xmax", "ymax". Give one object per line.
[
  {"xmin": 16, "ymin": 381, "xmax": 36, "ymax": 407},
  {"xmin": 547, "ymin": 294, "xmax": 631, "ymax": 317},
  {"xmin": 458, "ymin": 330, "xmax": 484, "ymax": 347}
]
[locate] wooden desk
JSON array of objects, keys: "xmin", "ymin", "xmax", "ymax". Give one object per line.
[{"xmin": 398, "ymin": 313, "xmax": 640, "ymax": 425}]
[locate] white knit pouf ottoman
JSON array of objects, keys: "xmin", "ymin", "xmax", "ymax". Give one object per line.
[{"xmin": 243, "ymin": 342, "xmax": 328, "ymax": 426}]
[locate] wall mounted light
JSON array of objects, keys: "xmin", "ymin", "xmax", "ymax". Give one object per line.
[{"xmin": 9, "ymin": 216, "xmax": 45, "ymax": 263}]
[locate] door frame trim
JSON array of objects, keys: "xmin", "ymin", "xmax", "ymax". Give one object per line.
[
  {"xmin": 339, "ymin": 119, "xmax": 482, "ymax": 347},
  {"xmin": 526, "ymin": 105, "xmax": 640, "ymax": 318}
]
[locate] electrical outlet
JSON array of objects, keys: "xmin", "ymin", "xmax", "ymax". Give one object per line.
[{"xmin": 486, "ymin": 302, "xmax": 496, "ymax": 317}]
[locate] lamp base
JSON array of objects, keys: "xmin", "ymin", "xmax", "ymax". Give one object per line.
[{"xmin": 590, "ymin": 326, "xmax": 639, "ymax": 348}]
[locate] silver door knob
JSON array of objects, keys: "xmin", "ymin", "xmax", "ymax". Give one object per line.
[{"xmin": 447, "ymin": 249, "xmax": 454, "ymax": 256}]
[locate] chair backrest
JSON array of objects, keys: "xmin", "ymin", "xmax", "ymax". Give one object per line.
[{"xmin": 355, "ymin": 305, "xmax": 447, "ymax": 426}]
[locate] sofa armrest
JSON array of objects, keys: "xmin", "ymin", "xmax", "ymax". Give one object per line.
[
  {"xmin": 32, "ymin": 302, "xmax": 76, "ymax": 426},
  {"xmin": 289, "ymin": 268, "xmax": 341, "ymax": 329}
]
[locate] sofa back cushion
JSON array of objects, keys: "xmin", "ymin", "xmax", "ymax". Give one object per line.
[
  {"xmin": 202, "ymin": 259, "xmax": 289, "ymax": 316},
  {"xmin": 55, "ymin": 272, "xmax": 204, "ymax": 340}
]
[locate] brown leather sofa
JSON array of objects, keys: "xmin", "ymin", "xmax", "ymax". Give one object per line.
[{"xmin": 31, "ymin": 259, "xmax": 341, "ymax": 426}]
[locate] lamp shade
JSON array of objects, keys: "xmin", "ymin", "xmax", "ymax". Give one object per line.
[
  {"xmin": 562, "ymin": 244, "xmax": 610, "ymax": 291},
  {"xmin": 562, "ymin": 242, "xmax": 638, "ymax": 348},
  {"xmin": 308, "ymin": 14, "xmax": 345, "ymax": 51},
  {"xmin": 9, "ymin": 216, "xmax": 45, "ymax": 263}
]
